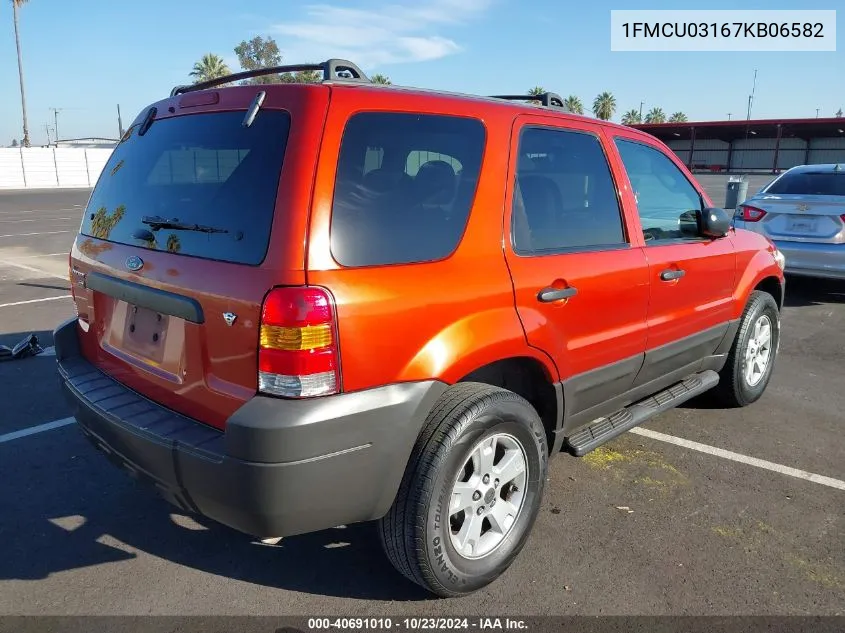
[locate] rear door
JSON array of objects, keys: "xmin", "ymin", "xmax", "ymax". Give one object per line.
[
  {"xmin": 69, "ymin": 86, "xmax": 329, "ymax": 429},
  {"xmin": 611, "ymin": 134, "xmax": 737, "ymax": 386},
  {"xmin": 503, "ymin": 115, "xmax": 650, "ymax": 423}
]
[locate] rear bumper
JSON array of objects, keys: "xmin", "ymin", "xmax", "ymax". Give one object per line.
[
  {"xmin": 54, "ymin": 318, "xmax": 446, "ymax": 539},
  {"xmin": 772, "ymin": 239, "xmax": 845, "ymax": 280}
]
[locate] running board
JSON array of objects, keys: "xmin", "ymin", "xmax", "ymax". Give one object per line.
[{"xmin": 564, "ymin": 370, "xmax": 719, "ymax": 457}]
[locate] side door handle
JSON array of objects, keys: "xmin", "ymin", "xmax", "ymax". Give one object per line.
[
  {"xmin": 660, "ymin": 268, "xmax": 686, "ymax": 281},
  {"xmin": 538, "ymin": 286, "xmax": 578, "ymax": 302}
]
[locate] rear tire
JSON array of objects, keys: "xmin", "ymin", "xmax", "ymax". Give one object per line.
[
  {"xmin": 713, "ymin": 290, "xmax": 780, "ymax": 408},
  {"xmin": 378, "ymin": 382, "xmax": 548, "ymax": 597}
]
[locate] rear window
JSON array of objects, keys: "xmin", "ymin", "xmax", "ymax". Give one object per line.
[
  {"xmin": 330, "ymin": 112, "xmax": 486, "ymax": 267},
  {"xmin": 81, "ymin": 110, "xmax": 291, "ymax": 265},
  {"xmin": 765, "ymin": 171, "xmax": 845, "ymax": 197}
]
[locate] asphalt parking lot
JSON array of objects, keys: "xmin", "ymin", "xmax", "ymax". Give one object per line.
[{"xmin": 1, "ymin": 188, "xmax": 843, "ymax": 616}]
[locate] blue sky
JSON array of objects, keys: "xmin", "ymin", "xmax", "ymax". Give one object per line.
[{"xmin": 1, "ymin": 0, "xmax": 843, "ymax": 146}]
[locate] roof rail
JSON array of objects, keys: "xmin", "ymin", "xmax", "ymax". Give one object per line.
[
  {"xmin": 170, "ymin": 58, "xmax": 370, "ymax": 97},
  {"xmin": 489, "ymin": 92, "xmax": 570, "ymax": 111}
]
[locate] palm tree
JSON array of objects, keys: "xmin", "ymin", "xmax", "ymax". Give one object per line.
[
  {"xmin": 837, "ymin": 108, "xmax": 843, "ymax": 118},
  {"xmin": 669, "ymin": 112, "xmax": 688, "ymax": 123},
  {"xmin": 190, "ymin": 54, "xmax": 231, "ymax": 84},
  {"xmin": 12, "ymin": 0, "xmax": 30, "ymax": 147},
  {"xmin": 371, "ymin": 74, "xmax": 392, "ymax": 85},
  {"xmin": 563, "ymin": 95, "xmax": 584, "ymax": 115},
  {"xmin": 645, "ymin": 107, "xmax": 666, "ymax": 124},
  {"xmin": 592, "ymin": 92, "xmax": 617, "ymax": 120},
  {"xmin": 621, "ymin": 109, "xmax": 642, "ymax": 126},
  {"xmin": 527, "ymin": 86, "xmax": 546, "ymax": 104}
]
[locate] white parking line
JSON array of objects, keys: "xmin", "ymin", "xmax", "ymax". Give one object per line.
[
  {"xmin": 0, "ymin": 418, "xmax": 75, "ymax": 444},
  {"xmin": 12, "ymin": 252, "xmax": 68, "ymax": 260},
  {"xmin": 0, "ymin": 208, "xmax": 80, "ymax": 215},
  {"xmin": 0, "ymin": 217, "xmax": 73, "ymax": 224},
  {"xmin": 630, "ymin": 427, "xmax": 845, "ymax": 491},
  {"xmin": 0, "ymin": 295, "xmax": 71, "ymax": 309},
  {"xmin": 0, "ymin": 230, "xmax": 72, "ymax": 238},
  {"xmin": 0, "ymin": 258, "xmax": 69, "ymax": 280}
]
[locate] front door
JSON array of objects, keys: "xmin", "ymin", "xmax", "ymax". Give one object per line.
[
  {"xmin": 611, "ymin": 134, "xmax": 737, "ymax": 386},
  {"xmin": 503, "ymin": 115, "xmax": 650, "ymax": 425}
]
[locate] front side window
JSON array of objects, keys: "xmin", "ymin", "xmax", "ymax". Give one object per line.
[
  {"xmin": 330, "ymin": 112, "xmax": 486, "ymax": 267},
  {"xmin": 512, "ymin": 126, "xmax": 626, "ymax": 254},
  {"xmin": 615, "ymin": 138, "xmax": 703, "ymax": 242}
]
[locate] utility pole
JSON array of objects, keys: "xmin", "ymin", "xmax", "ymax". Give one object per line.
[
  {"xmin": 816, "ymin": 108, "xmax": 820, "ymax": 118},
  {"xmin": 639, "ymin": 101, "xmax": 644, "ymax": 121},
  {"xmin": 12, "ymin": 0, "xmax": 30, "ymax": 147},
  {"xmin": 44, "ymin": 123, "xmax": 51, "ymax": 146},
  {"xmin": 117, "ymin": 104, "xmax": 124, "ymax": 137},
  {"xmin": 49, "ymin": 107, "xmax": 63, "ymax": 143},
  {"xmin": 727, "ymin": 113, "xmax": 732, "ymax": 120},
  {"xmin": 746, "ymin": 69, "xmax": 758, "ymax": 120}
]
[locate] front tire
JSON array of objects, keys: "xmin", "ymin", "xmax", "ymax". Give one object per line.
[
  {"xmin": 714, "ymin": 290, "xmax": 780, "ymax": 407},
  {"xmin": 378, "ymin": 383, "xmax": 548, "ymax": 597}
]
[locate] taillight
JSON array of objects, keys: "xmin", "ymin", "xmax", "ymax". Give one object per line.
[
  {"xmin": 735, "ymin": 204, "xmax": 767, "ymax": 222},
  {"xmin": 258, "ymin": 286, "xmax": 340, "ymax": 398}
]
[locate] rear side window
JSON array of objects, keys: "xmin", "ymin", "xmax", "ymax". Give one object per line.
[
  {"xmin": 765, "ymin": 171, "xmax": 845, "ymax": 196},
  {"xmin": 512, "ymin": 126, "xmax": 626, "ymax": 254},
  {"xmin": 81, "ymin": 110, "xmax": 290, "ymax": 266},
  {"xmin": 330, "ymin": 113, "xmax": 485, "ymax": 267}
]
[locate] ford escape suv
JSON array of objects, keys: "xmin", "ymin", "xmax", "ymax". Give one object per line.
[{"xmin": 56, "ymin": 59, "xmax": 786, "ymax": 598}]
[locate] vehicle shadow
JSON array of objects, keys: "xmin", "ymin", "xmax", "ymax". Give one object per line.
[
  {"xmin": 0, "ymin": 452, "xmax": 431, "ymax": 601},
  {"xmin": 16, "ymin": 281, "xmax": 72, "ymax": 292},
  {"xmin": 782, "ymin": 276, "xmax": 845, "ymax": 307},
  {"xmin": 0, "ymin": 343, "xmax": 431, "ymax": 600}
]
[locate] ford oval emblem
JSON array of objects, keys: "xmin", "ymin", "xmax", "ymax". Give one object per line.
[{"xmin": 125, "ymin": 255, "xmax": 144, "ymax": 272}]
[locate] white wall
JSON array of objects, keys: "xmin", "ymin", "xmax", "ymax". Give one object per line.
[{"xmin": 0, "ymin": 147, "xmax": 113, "ymax": 189}]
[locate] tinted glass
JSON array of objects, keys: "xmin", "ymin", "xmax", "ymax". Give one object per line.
[
  {"xmin": 512, "ymin": 127, "xmax": 625, "ymax": 254},
  {"xmin": 615, "ymin": 138, "xmax": 702, "ymax": 242},
  {"xmin": 330, "ymin": 113, "xmax": 485, "ymax": 267},
  {"xmin": 765, "ymin": 172, "xmax": 845, "ymax": 196},
  {"xmin": 81, "ymin": 110, "xmax": 290, "ymax": 265}
]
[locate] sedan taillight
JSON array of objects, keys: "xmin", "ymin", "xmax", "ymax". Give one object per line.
[{"xmin": 735, "ymin": 204, "xmax": 767, "ymax": 222}]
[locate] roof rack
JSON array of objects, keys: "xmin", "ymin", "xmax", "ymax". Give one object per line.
[
  {"xmin": 489, "ymin": 92, "xmax": 570, "ymax": 111},
  {"xmin": 170, "ymin": 58, "xmax": 370, "ymax": 97}
]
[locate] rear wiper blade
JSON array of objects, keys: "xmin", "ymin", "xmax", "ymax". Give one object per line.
[{"xmin": 141, "ymin": 215, "xmax": 229, "ymax": 234}]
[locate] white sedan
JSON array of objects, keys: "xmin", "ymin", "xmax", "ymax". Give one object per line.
[{"xmin": 733, "ymin": 164, "xmax": 845, "ymax": 280}]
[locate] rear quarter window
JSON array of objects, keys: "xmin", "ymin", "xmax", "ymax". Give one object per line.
[
  {"xmin": 330, "ymin": 112, "xmax": 486, "ymax": 267},
  {"xmin": 81, "ymin": 110, "xmax": 291, "ymax": 266}
]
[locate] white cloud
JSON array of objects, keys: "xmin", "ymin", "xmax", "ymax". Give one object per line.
[{"xmin": 270, "ymin": 0, "xmax": 493, "ymax": 68}]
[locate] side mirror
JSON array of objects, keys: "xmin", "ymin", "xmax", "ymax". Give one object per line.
[
  {"xmin": 679, "ymin": 208, "xmax": 731, "ymax": 239},
  {"xmin": 700, "ymin": 207, "xmax": 732, "ymax": 238}
]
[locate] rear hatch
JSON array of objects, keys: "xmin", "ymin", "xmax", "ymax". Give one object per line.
[
  {"xmin": 743, "ymin": 169, "xmax": 845, "ymax": 243},
  {"xmin": 69, "ymin": 86, "xmax": 329, "ymax": 429}
]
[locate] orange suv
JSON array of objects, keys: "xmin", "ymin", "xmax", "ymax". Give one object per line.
[{"xmin": 56, "ymin": 59, "xmax": 786, "ymax": 597}]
